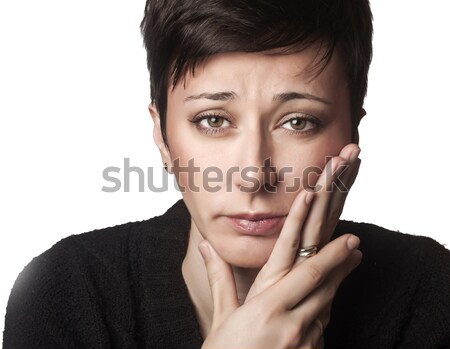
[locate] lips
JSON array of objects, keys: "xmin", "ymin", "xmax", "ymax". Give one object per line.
[{"xmin": 226, "ymin": 214, "xmax": 286, "ymax": 236}]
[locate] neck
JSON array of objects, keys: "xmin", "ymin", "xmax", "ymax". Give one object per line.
[
  {"xmin": 181, "ymin": 219, "xmax": 260, "ymax": 338},
  {"xmin": 231, "ymin": 265, "xmax": 260, "ymax": 304}
]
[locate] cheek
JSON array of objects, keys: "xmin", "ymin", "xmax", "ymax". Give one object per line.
[
  {"xmin": 275, "ymin": 148, "xmax": 322, "ymax": 191},
  {"xmin": 275, "ymin": 132, "xmax": 350, "ymax": 190}
]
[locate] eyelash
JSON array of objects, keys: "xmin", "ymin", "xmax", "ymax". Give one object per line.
[
  {"xmin": 190, "ymin": 113, "xmax": 233, "ymax": 135},
  {"xmin": 281, "ymin": 115, "xmax": 323, "ymax": 136},
  {"xmin": 190, "ymin": 112, "xmax": 322, "ymax": 136}
]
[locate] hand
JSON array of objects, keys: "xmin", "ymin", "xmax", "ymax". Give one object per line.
[
  {"xmin": 199, "ymin": 233, "xmax": 361, "ymax": 349},
  {"xmin": 199, "ymin": 143, "xmax": 362, "ymax": 349},
  {"xmin": 247, "ymin": 143, "xmax": 361, "ymax": 299},
  {"xmin": 303, "ymin": 143, "xmax": 362, "ymax": 252}
]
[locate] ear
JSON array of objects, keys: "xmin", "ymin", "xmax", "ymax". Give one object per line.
[
  {"xmin": 148, "ymin": 103, "xmax": 172, "ymax": 169},
  {"xmin": 351, "ymin": 108, "xmax": 366, "ymax": 144}
]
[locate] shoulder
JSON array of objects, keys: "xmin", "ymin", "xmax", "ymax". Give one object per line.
[
  {"xmin": 335, "ymin": 219, "xmax": 450, "ymax": 278},
  {"xmin": 328, "ymin": 219, "xmax": 450, "ymax": 348},
  {"xmin": 3, "ymin": 221, "xmax": 138, "ymax": 348},
  {"xmin": 3, "ymin": 200, "xmax": 189, "ymax": 349},
  {"xmin": 11, "ymin": 218, "xmax": 144, "ymax": 293},
  {"xmin": 335, "ymin": 219, "xmax": 450, "ymax": 308},
  {"xmin": 10, "ymin": 198, "xmax": 189, "ymax": 290}
]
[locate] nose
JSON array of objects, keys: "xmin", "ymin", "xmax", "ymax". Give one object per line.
[{"xmin": 232, "ymin": 126, "xmax": 278, "ymax": 193}]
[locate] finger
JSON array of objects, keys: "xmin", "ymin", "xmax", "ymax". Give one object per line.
[
  {"xmin": 332, "ymin": 144, "xmax": 361, "ymax": 200},
  {"xmin": 271, "ymin": 189, "xmax": 315, "ymax": 266},
  {"xmin": 326, "ymin": 156, "xmax": 361, "ymax": 237},
  {"xmin": 297, "ymin": 144, "xmax": 360, "ymax": 260},
  {"xmin": 296, "ymin": 155, "xmax": 348, "ymax": 264},
  {"xmin": 338, "ymin": 143, "xmax": 360, "ymax": 162},
  {"xmin": 245, "ymin": 189, "xmax": 314, "ymax": 302},
  {"xmin": 323, "ymin": 150, "xmax": 361, "ymax": 243},
  {"xmin": 267, "ymin": 190, "xmax": 315, "ymax": 274},
  {"xmin": 289, "ymin": 248, "xmax": 362, "ymax": 326},
  {"xmin": 267, "ymin": 234, "xmax": 360, "ymax": 311},
  {"xmin": 288, "ymin": 251, "xmax": 361, "ymax": 349},
  {"xmin": 198, "ymin": 240, "xmax": 240, "ymax": 329}
]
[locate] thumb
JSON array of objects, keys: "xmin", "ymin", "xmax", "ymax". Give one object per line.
[{"xmin": 198, "ymin": 240, "xmax": 240, "ymax": 329}]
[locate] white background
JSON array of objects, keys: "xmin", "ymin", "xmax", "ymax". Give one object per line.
[{"xmin": 0, "ymin": 0, "xmax": 449, "ymax": 341}]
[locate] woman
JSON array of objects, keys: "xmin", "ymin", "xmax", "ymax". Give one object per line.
[{"xmin": 3, "ymin": 1, "xmax": 450, "ymax": 348}]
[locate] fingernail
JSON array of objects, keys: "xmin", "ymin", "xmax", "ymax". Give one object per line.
[
  {"xmin": 347, "ymin": 235, "xmax": 360, "ymax": 250},
  {"xmin": 305, "ymin": 190, "xmax": 314, "ymax": 204},
  {"xmin": 331, "ymin": 158, "xmax": 341, "ymax": 173},
  {"xmin": 350, "ymin": 147, "xmax": 361, "ymax": 161},
  {"xmin": 198, "ymin": 241, "xmax": 211, "ymax": 262}
]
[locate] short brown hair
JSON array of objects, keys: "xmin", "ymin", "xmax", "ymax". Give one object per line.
[{"xmin": 141, "ymin": 0, "xmax": 373, "ymax": 145}]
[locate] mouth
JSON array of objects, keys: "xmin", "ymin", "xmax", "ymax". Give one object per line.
[{"xmin": 225, "ymin": 213, "xmax": 287, "ymax": 236}]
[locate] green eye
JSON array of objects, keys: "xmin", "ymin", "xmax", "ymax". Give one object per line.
[
  {"xmin": 206, "ymin": 116, "xmax": 225, "ymax": 128},
  {"xmin": 191, "ymin": 113, "xmax": 232, "ymax": 135},
  {"xmin": 288, "ymin": 118, "xmax": 307, "ymax": 130},
  {"xmin": 281, "ymin": 114, "xmax": 322, "ymax": 135}
]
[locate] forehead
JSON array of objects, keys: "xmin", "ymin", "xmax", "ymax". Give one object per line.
[{"xmin": 168, "ymin": 47, "xmax": 347, "ymax": 101}]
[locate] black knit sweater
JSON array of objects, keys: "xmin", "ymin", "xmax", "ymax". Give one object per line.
[{"xmin": 3, "ymin": 199, "xmax": 450, "ymax": 349}]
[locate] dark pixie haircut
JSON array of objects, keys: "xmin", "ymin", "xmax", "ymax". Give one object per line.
[{"xmin": 141, "ymin": 0, "xmax": 373, "ymax": 145}]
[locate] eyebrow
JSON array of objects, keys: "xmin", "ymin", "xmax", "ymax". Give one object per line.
[
  {"xmin": 184, "ymin": 91, "xmax": 331, "ymax": 105},
  {"xmin": 273, "ymin": 92, "xmax": 332, "ymax": 105},
  {"xmin": 184, "ymin": 91, "xmax": 238, "ymax": 102}
]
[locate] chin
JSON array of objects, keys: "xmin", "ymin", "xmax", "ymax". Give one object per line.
[
  {"xmin": 230, "ymin": 258, "xmax": 268, "ymax": 269},
  {"xmin": 216, "ymin": 239, "xmax": 273, "ymax": 269}
]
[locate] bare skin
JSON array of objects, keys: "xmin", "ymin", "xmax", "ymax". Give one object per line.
[
  {"xmin": 150, "ymin": 47, "xmax": 364, "ymax": 348},
  {"xmin": 198, "ymin": 149, "xmax": 361, "ymax": 348}
]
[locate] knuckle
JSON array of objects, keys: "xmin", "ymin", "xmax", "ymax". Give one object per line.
[
  {"xmin": 324, "ymin": 283, "xmax": 338, "ymax": 301},
  {"xmin": 290, "ymin": 238, "xmax": 301, "ymax": 249},
  {"xmin": 306, "ymin": 262, "xmax": 324, "ymax": 284},
  {"xmin": 207, "ymin": 268, "xmax": 224, "ymax": 287}
]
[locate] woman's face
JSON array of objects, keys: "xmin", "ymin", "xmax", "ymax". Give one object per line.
[{"xmin": 154, "ymin": 47, "xmax": 354, "ymax": 268}]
